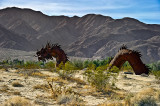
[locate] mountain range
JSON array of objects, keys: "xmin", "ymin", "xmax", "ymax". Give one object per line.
[{"xmin": 0, "ymin": 7, "xmax": 160, "ymax": 63}]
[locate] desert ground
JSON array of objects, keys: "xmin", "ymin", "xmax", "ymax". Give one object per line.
[{"xmin": 0, "ymin": 67, "xmax": 160, "ymax": 106}]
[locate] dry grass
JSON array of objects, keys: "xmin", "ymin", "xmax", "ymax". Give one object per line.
[
  {"xmin": 31, "ymin": 72, "xmax": 49, "ymax": 78},
  {"xmin": 67, "ymin": 77, "xmax": 86, "ymax": 85},
  {"xmin": 123, "ymin": 83, "xmax": 132, "ymax": 86},
  {"xmin": 18, "ymin": 69, "xmax": 49, "ymax": 78},
  {"xmin": 12, "ymin": 81, "xmax": 24, "ymax": 87},
  {"xmin": 0, "ymin": 68, "xmax": 8, "ymax": 71},
  {"xmin": 0, "ymin": 84, "xmax": 9, "ymax": 93},
  {"xmin": 135, "ymin": 88, "xmax": 157, "ymax": 99},
  {"xmin": 133, "ymin": 96, "xmax": 157, "ymax": 106},
  {"xmin": 99, "ymin": 102, "xmax": 124, "ymax": 106},
  {"xmin": 123, "ymin": 88, "xmax": 160, "ymax": 105},
  {"xmin": 0, "ymin": 84, "xmax": 21, "ymax": 96},
  {"xmin": 2, "ymin": 96, "xmax": 33, "ymax": 106},
  {"xmin": 57, "ymin": 94, "xmax": 84, "ymax": 105},
  {"xmin": 47, "ymin": 77, "xmax": 68, "ymax": 84},
  {"xmin": 123, "ymin": 93, "xmax": 134, "ymax": 106},
  {"xmin": 47, "ymin": 79, "xmax": 84, "ymax": 105},
  {"xmin": 106, "ymin": 90, "xmax": 126, "ymax": 101},
  {"xmin": 11, "ymin": 91, "xmax": 21, "ymax": 95},
  {"xmin": 33, "ymin": 84, "xmax": 50, "ymax": 92}
]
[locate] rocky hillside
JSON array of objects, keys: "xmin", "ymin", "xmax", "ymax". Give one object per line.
[
  {"xmin": 0, "ymin": 7, "xmax": 160, "ymax": 63},
  {"xmin": 0, "ymin": 25, "xmax": 32, "ymax": 51}
]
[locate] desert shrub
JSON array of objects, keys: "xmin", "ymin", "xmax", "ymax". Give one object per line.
[
  {"xmin": 96, "ymin": 64, "xmax": 109, "ymax": 71},
  {"xmin": 83, "ymin": 57, "xmax": 113, "ymax": 68},
  {"xmin": 0, "ymin": 85, "xmax": 9, "ymax": 93},
  {"xmin": 109, "ymin": 66, "xmax": 121, "ymax": 73},
  {"xmin": 58, "ymin": 70, "xmax": 71, "ymax": 79},
  {"xmin": 56, "ymin": 62, "xmax": 76, "ymax": 79},
  {"xmin": 134, "ymin": 96, "xmax": 157, "ymax": 106},
  {"xmin": 44, "ymin": 61, "xmax": 56, "ymax": 69},
  {"xmin": 57, "ymin": 93, "xmax": 83, "ymax": 105},
  {"xmin": 87, "ymin": 63, "xmax": 96, "ymax": 70},
  {"xmin": 56, "ymin": 62, "xmax": 65, "ymax": 70},
  {"xmin": 145, "ymin": 61, "xmax": 160, "ymax": 79},
  {"xmin": 99, "ymin": 57, "xmax": 113, "ymax": 66},
  {"xmin": 2, "ymin": 96, "xmax": 33, "ymax": 106},
  {"xmin": 47, "ymin": 81, "xmax": 83, "ymax": 105},
  {"xmin": 24, "ymin": 61, "xmax": 41, "ymax": 69},
  {"xmin": 92, "ymin": 60, "xmax": 101, "ymax": 67},
  {"xmin": 124, "ymin": 93, "xmax": 134, "ymax": 106},
  {"xmin": 0, "ymin": 60, "xmax": 11, "ymax": 69},
  {"xmin": 84, "ymin": 69, "xmax": 110, "ymax": 92},
  {"xmin": 148, "ymin": 61, "xmax": 160, "ymax": 71},
  {"xmin": 84, "ymin": 65, "xmax": 119, "ymax": 92},
  {"xmin": 11, "ymin": 59, "xmax": 24, "ymax": 65},
  {"xmin": 150, "ymin": 70, "xmax": 160, "ymax": 80},
  {"xmin": 71, "ymin": 60, "xmax": 84, "ymax": 70},
  {"xmin": 122, "ymin": 61, "xmax": 133, "ymax": 70},
  {"xmin": 0, "ymin": 60, "xmax": 9, "ymax": 65},
  {"xmin": 83, "ymin": 60, "xmax": 90, "ymax": 68},
  {"xmin": 0, "ymin": 65, "xmax": 3, "ymax": 69},
  {"xmin": 64, "ymin": 62, "xmax": 76, "ymax": 71}
]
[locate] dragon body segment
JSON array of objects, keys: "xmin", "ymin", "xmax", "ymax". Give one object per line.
[{"xmin": 109, "ymin": 45, "xmax": 150, "ymax": 75}]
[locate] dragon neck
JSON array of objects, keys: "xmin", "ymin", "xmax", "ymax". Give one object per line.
[{"xmin": 51, "ymin": 49, "xmax": 68, "ymax": 66}]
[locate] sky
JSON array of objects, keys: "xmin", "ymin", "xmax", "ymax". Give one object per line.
[{"xmin": 0, "ymin": 0, "xmax": 160, "ymax": 24}]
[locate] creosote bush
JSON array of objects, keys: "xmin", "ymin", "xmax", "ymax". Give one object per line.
[
  {"xmin": 84, "ymin": 65, "xmax": 119, "ymax": 92},
  {"xmin": 44, "ymin": 61, "xmax": 56, "ymax": 69},
  {"xmin": 122, "ymin": 61, "xmax": 133, "ymax": 70},
  {"xmin": 56, "ymin": 62, "xmax": 80, "ymax": 79},
  {"xmin": 71, "ymin": 59, "xmax": 84, "ymax": 70},
  {"xmin": 134, "ymin": 96, "xmax": 157, "ymax": 106},
  {"xmin": 150, "ymin": 70, "xmax": 160, "ymax": 80},
  {"xmin": 23, "ymin": 61, "xmax": 41, "ymax": 69},
  {"xmin": 109, "ymin": 66, "xmax": 121, "ymax": 73}
]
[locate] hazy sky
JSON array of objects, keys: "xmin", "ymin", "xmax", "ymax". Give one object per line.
[{"xmin": 0, "ymin": 0, "xmax": 160, "ymax": 24}]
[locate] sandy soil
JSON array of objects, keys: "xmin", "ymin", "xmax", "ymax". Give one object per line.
[{"xmin": 0, "ymin": 68, "xmax": 160, "ymax": 105}]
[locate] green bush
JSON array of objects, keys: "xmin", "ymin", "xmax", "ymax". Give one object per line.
[
  {"xmin": 71, "ymin": 60, "xmax": 84, "ymax": 70},
  {"xmin": 96, "ymin": 64, "xmax": 109, "ymax": 71},
  {"xmin": 84, "ymin": 64, "xmax": 119, "ymax": 92},
  {"xmin": 83, "ymin": 60, "xmax": 90, "ymax": 68},
  {"xmin": 84, "ymin": 69, "xmax": 110, "ymax": 91},
  {"xmin": 56, "ymin": 62, "xmax": 76, "ymax": 79},
  {"xmin": 148, "ymin": 61, "xmax": 160, "ymax": 71},
  {"xmin": 83, "ymin": 57, "xmax": 113, "ymax": 68},
  {"xmin": 122, "ymin": 61, "xmax": 133, "ymax": 70},
  {"xmin": 150, "ymin": 70, "xmax": 160, "ymax": 80},
  {"xmin": 45, "ymin": 61, "xmax": 56, "ymax": 69},
  {"xmin": 109, "ymin": 66, "xmax": 121, "ymax": 73},
  {"xmin": 87, "ymin": 63, "xmax": 96, "ymax": 70},
  {"xmin": 64, "ymin": 62, "xmax": 76, "ymax": 71},
  {"xmin": 23, "ymin": 61, "xmax": 41, "ymax": 69}
]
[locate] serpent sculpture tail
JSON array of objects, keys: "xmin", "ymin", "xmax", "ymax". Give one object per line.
[
  {"xmin": 36, "ymin": 43, "xmax": 68, "ymax": 66},
  {"xmin": 109, "ymin": 45, "xmax": 150, "ymax": 75}
]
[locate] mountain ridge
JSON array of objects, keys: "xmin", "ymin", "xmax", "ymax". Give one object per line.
[{"xmin": 0, "ymin": 7, "xmax": 160, "ymax": 63}]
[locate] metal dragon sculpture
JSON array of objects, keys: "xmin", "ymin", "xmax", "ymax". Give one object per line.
[
  {"xmin": 109, "ymin": 45, "xmax": 150, "ymax": 75},
  {"xmin": 36, "ymin": 43, "xmax": 149, "ymax": 75},
  {"xmin": 36, "ymin": 43, "xmax": 68, "ymax": 66}
]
